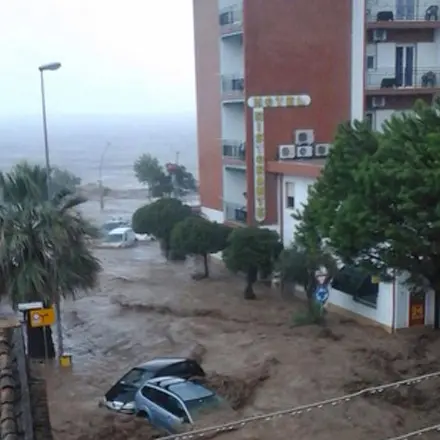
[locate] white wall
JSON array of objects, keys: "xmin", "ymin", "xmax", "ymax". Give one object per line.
[
  {"xmin": 221, "ymin": 105, "xmax": 245, "ymax": 139},
  {"xmin": 201, "ymin": 207, "xmax": 224, "ymax": 223},
  {"xmin": 350, "ymin": 0, "xmax": 365, "ymax": 122},
  {"xmin": 220, "ymin": 38, "xmax": 244, "ymax": 76},
  {"xmin": 218, "ymin": 0, "xmax": 242, "ymax": 9},
  {"xmin": 281, "ymin": 175, "xmax": 315, "ymax": 245},
  {"xmin": 223, "ymin": 167, "xmax": 246, "ymax": 204},
  {"xmin": 330, "ymin": 282, "xmax": 394, "ymax": 328}
]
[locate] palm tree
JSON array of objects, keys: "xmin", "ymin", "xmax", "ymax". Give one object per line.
[{"xmin": 0, "ymin": 162, "xmax": 101, "ymax": 359}]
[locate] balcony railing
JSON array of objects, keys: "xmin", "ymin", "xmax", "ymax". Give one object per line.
[
  {"xmin": 365, "ymin": 67, "xmax": 440, "ymax": 89},
  {"xmin": 366, "ymin": 0, "xmax": 440, "ymax": 22},
  {"xmin": 221, "ymin": 75, "xmax": 245, "ymax": 101},
  {"xmin": 222, "ymin": 140, "xmax": 246, "ymax": 161},
  {"xmin": 219, "ymin": 5, "xmax": 243, "ymax": 35},
  {"xmin": 224, "ymin": 202, "xmax": 247, "ymax": 224}
]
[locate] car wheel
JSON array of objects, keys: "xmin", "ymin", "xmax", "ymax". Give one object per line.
[{"xmin": 137, "ymin": 411, "xmax": 149, "ymax": 420}]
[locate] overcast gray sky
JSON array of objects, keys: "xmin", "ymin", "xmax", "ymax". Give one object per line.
[{"xmin": 0, "ymin": 0, "xmax": 195, "ymax": 116}]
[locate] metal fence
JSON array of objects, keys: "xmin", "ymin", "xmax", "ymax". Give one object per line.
[
  {"xmin": 224, "ymin": 202, "xmax": 247, "ymax": 223},
  {"xmin": 365, "ymin": 67, "xmax": 440, "ymax": 89},
  {"xmin": 366, "ymin": 0, "xmax": 440, "ymax": 21},
  {"xmin": 221, "ymin": 75, "xmax": 245, "ymax": 97},
  {"xmin": 219, "ymin": 4, "xmax": 243, "ymax": 33},
  {"xmin": 222, "ymin": 140, "xmax": 246, "ymax": 160}
]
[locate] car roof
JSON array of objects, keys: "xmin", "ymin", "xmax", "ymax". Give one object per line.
[
  {"xmin": 145, "ymin": 377, "xmax": 214, "ymax": 401},
  {"xmin": 109, "ymin": 227, "xmax": 132, "ymax": 234},
  {"xmin": 137, "ymin": 357, "xmax": 189, "ymax": 372}
]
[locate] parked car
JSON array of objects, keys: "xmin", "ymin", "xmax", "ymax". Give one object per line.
[
  {"xmin": 102, "ymin": 357, "xmax": 205, "ymax": 413},
  {"xmin": 135, "ymin": 376, "xmax": 225, "ymax": 433},
  {"xmin": 102, "ymin": 227, "xmax": 137, "ymax": 248},
  {"xmin": 100, "ymin": 218, "xmax": 130, "ymax": 237}
]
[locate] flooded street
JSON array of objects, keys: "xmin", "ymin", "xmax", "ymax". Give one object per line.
[{"xmin": 41, "ymin": 237, "xmax": 440, "ymax": 440}]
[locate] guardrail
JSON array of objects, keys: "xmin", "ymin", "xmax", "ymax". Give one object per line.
[
  {"xmin": 365, "ymin": 67, "xmax": 440, "ymax": 89},
  {"xmin": 366, "ymin": 0, "xmax": 440, "ymax": 22},
  {"xmin": 219, "ymin": 4, "xmax": 243, "ymax": 35},
  {"xmin": 224, "ymin": 202, "xmax": 247, "ymax": 223},
  {"xmin": 222, "ymin": 140, "xmax": 245, "ymax": 160}
]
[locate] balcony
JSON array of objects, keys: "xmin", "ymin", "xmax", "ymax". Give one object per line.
[
  {"xmin": 222, "ymin": 140, "xmax": 245, "ymax": 167},
  {"xmin": 366, "ymin": 0, "xmax": 440, "ymax": 28},
  {"xmin": 219, "ymin": 5, "xmax": 243, "ymax": 37},
  {"xmin": 221, "ymin": 75, "xmax": 245, "ymax": 102},
  {"xmin": 365, "ymin": 67, "xmax": 440, "ymax": 95},
  {"xmin": 224, "ymin": 202, "xmax": 247, "ymax": 225}
]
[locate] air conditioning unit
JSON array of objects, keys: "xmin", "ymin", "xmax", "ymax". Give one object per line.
[
  {"xmin": 279, "ymin": 145, "xmax": 296, "ymax": 160},
  {"xmin": 372, "ymin": 96, "xmax": 386, "ymax": 108},
  {"xmin": 296, "ymin": 145, "xmax": 313, "ymax": 158},
  {"xmin": 373, "ymin": 29, "xmax": 387, "ymax": 42},
  {"xmin": 295, "ymin": 129, "xmax": 314, "ymax": 145},
  {"xmin": 314, "ymin": 143, "xmax": 331, "ymax": 157}
]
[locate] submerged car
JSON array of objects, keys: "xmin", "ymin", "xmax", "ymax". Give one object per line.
[
  {"xmin": 135, "ymin": 376, "xmax": 225, "ymax": 434},
  {"xmin": 102, "ymin": 227, "xmax": 137, "ymax": 248},
  {"xmin": 103, "ymin": 357, "xmax": 205, "ymax": 413}
]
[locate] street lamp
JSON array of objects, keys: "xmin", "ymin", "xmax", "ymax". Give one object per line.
[
  {"xmin": 38, "ymin": 61, "xmax": 64, "ymax": 359},
  {"xmin": 98, "ymin": 142, "xmax": 111, "ymax": 211}
]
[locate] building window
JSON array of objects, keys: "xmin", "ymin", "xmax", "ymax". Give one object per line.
[
  {"xmin": 331, "ymin": 266, "xmax": 379, "ymax": 308},
  {"xmin": 285, "ymin": 182, "xmax": 295, "ymax": 209},
  {"xmin": 366, "ymin": 55, "xmax": 375, "ymax": 70}
]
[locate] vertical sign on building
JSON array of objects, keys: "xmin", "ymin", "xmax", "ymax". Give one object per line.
[{"xmin": 253, "ymin": 107, "xmax": 265, "ymax": 222}]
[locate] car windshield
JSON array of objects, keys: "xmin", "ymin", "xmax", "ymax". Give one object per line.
[
  {"xmin": 102, "ymin": 222, "xmax": 124, "ymax": 232},
  {"xmin": 168, "ymin": 383, "xmax": 222, "ymax": 419},
  {"xmin": 105, "ymin": 233, "xmax": 124, "ymax": 243},
  {"xmin": 119, "ymin": 368, "xmax": 154, "ymax": 387}
]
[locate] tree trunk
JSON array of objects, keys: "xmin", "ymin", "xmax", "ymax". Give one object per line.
[
  {"xmin": 244, "ymin": 267, "xmax": 258, "ymax": 300},
  {"xmin": 203, "ymin": 253, "xmax": 209, "ymax": 278},
  {"xmin": 25, "ymin": 317, "xmax": 55, "ymax": 360}
]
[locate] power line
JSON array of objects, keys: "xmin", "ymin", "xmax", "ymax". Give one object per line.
[
  {"xmin": 383, "ymin": 423, "xmax": 440, "ymax": 440},
  {"xmin": 158, "ymin": 370, "xmax": 440, "ymax": 440}
]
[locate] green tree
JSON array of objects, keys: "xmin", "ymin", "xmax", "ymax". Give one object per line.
[
  {"xmin": 296, "ymin": 101, "xmax": 440, "ymax": 327},
  {"xmin": 223, "ymin": 227, "xmax": 282, "ymax": 299},
  {"xmin": 278, "ymin": 244, "xmax": 337, "ymax": 323},
  {"xmin": 171, "ymin": 217, "xmax": 231, "ymax": 278},
  {"xmin": 132, "ymin": 198, "xmax": 193, "ymax": 258},
  {"xmin": 0, "ymin": 163, "xmax": 101, "ymax": 359},
  {"xmin": 134, "ymin": 154, "xmax": 169, "ymax": 198},
  {"xmin": 168, "ymin": 164, "xmax": 198, "ymax": 195},
  {"xmin": 51, "ymin": 166, "xmax": 81, "ymax": 194}
]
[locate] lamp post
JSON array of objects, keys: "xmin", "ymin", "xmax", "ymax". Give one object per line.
[
  {"xmin": 38, "ymin": 62, "xmax": 64, "ymax": 358},
  {"xmin": 98, "ymin": 142, "xmax": 111, "ymax": 211}
]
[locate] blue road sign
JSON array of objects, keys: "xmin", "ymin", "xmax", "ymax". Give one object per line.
[{"xmin": 315, "ymin": 285, "xmax": 329, "ymax": 305}]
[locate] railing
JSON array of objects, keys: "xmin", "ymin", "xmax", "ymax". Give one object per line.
[
  {"xmin": 219, "ymin": 4, "xmax": 243, "ymax": 34},
  {"xmin": 366, "ymin": 0, "xmax": 440, "ymax": 22},
  {"xmin": 222, "ymin": 140, "xmax": 246, "ymax": 161},
  {"xmin": 221, "ymin": 75, "xmax": 245, "ymax": 98},
  {"xmin": 365, "ymin": 67, "xmax": 440, "ymax": 89},
  {"xmin": 224, "ymin": 202, "xmax": 247, "ymax": 224}
]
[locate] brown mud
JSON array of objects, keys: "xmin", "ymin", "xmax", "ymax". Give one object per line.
[{"xmin": 42, "ymin": 244, "xmax": 440, "ymax": 440}]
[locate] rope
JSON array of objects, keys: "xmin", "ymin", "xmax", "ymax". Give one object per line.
[
  {"xmin": 157, "ymin": 369, "xmax": 440, "ymax": 440},
  {"xmin": 383, "ymin": 423, "xmax": 440, "ymax": 439}
]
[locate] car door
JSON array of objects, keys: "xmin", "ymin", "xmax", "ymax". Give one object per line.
[{"xmin": 140, "ymin": 386, "xmax": 187, "ymax": 433}]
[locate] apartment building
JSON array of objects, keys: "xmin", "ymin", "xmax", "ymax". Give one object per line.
[{"xmin": 193, "ymin": 0, "xmax": 439, "ymax": 330}]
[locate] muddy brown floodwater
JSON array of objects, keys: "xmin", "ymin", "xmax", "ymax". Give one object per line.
[{"xmin": 44, "ymin": 242, "xmax": 440, "ymax": 440}]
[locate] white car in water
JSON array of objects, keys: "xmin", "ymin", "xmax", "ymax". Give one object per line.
[{"xmin": 103, "ymin": 227, "xmax": 137, "ymax": 248}]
